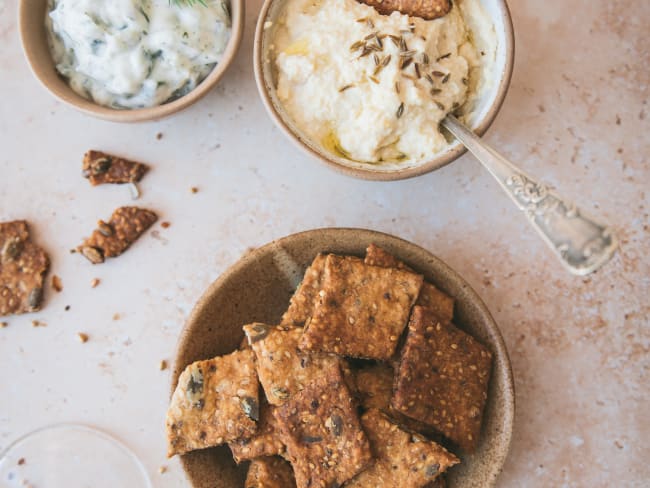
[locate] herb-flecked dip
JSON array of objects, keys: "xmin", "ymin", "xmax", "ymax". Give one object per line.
[
  {"xmin": 45, "ymin": 0, "xmax": 232, "ymax": 109},
  {"xmin": 270, "ymin": 0, "xmax": 497, "ymax": 165}
]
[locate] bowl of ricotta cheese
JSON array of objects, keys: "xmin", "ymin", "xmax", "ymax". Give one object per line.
[
  {"xmin": 254, "ymin": 0, "xmax": 513, "ymax": 179},
  {"xmin": 19, "ymin": 0, "xmax": 244, "ymax": 122}
]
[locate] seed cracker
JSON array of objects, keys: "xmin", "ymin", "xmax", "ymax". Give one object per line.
[
  {"xmin": 245, "ymin": 456, "xmax": 296, "ymax": 488},
  {"xmin": 392, "ymin": 306, "xmax": 492, "ymax": 452},
  {"xmin": 229, "ymin": 399, "xmax": 285, "ymax": 463},
  {"xmin": 82, "ymin": 150, "xmax": 148, "ymax": 186},
  {"xmin": 280, "ymin": 253, "xmax": 326, "ymax": 327},
  {"xmin": 345, "ymin": 409, "xmax": 458, "ymax": 488},
  {"xmin": 77, "ymin": 206, "xmax": 157, "ymax": 264},
  {"xmin": 0, "ymin": 221, "xmax": 49, "ymax": 316},
  {"xmin": 274, "ymin": 364, "xmax": 372, "ymax": 488},
  {"xmin": 358, "ymin": 0, "xmax": 451, "ymax": 20},
  {"xmin": 166, "ymin": 349, "xmax": 259, "ymax": 457},
  {"xmin": 243, "ymin": 323, "xmax": 343, "ymax": 406},
  {"xmin": 365, "ymin": 244, "xmax": 454, "ymax": 323},
  {"xmin": 300, "ymin": 254, "xmax": 423, "ymax": 360}
]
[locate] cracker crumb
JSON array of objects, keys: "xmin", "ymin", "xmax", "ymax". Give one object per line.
[
  {"xmin": 77, "ymin": 332, "xmax": 89, "ymax": 343},
  {"xmin": 156, "ymin": 132, "xmax": 163, "ymax": 140},
  {"xmin": 31, "ymin": 320, "xmax": 46, "ymax": 327},
  {"xmin": 161, "ymin": 222, "xmax": 171, "ymax": 229},
  {"xmin": 65, "ymin": 305, "xmax": 71, "ymax": 311},
  {"xmin": 91, "ymin": 278, "xmax": 100, "ymax": 288},
  {"xmin": 160, "ymin": 360, "xmax": 168, "ymax": 371},
  {"xmin": 0, "ymin": 321, "xmax": 7, "ymax": 328},
  {"xmin": 17, "ymin": 458, "xmax": 25, "ymax": 465},
  {"xmin": 52, "ymin": 275, "xmax": 63, "ymax": 292},
  {"xmin": 191, "ymin": 187, "xmax": 199, "ymax": 194},
  {"xmin": 158, "ymin": 465, "xmax": 167, "ymax": 474},
  {"xmin": 113, "ymin": 313, "xmax": 121, "ymax": 321}
]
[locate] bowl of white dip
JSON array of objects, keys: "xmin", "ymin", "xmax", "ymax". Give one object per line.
[
  {"xmin": 19, "ymin": 0, "xmax": 244, "ymax": 122},
  {"xmin": 254, "ymin": 0, "xmax": 513, "ymax": 180}
]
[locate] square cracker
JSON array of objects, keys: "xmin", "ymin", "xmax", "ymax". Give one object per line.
[
  {"xmin": 166, "ymin": 349, "xmax": 259, "ymax": 457},
  {"xmin": 281, "ymin": 253, "xmax": 326, "ymax": 327},
  {"xmin": 243, "ymin": 323, "xmax": 342, "ymax": 406},
  {"xmin": 0, "ymin": 220, "xmax": 49, "ymax": 316},
  {"xmin": 77, "ymin": 206, "xmax": 157, "ymax": 264},
  {"xmin": 245, "ymin": 456, "xmax": 296, "ymax": 488},
  {"xmin": 299, "ymin": 254, "xmax": 423, "ymax": 360},
  {"xmin": 392, "ymin": 306, "xmax": 492, "ymax": 452},
  {"xmin": 345, "ymin": 409, "xmax": 458, "ymax": 488},
  {"xmin": 274, "ymin": 364, "xmax": 372, "ymax": 488},
  {"xmin": 365, "ymin": 244, "xmax": 454, "ymax": 323},
  {"xmin": 229, "ymin": 399, "xmax": 285, "ymax": 463}
]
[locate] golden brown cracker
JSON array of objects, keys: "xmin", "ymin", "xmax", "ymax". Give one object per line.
[
  {"xmin": 345, "ymin": 409, "xmax": 459, "ymax": 488},
  {"xmin": 300, "ymin": 254, "xmax": 423, "ymax": 360},
  {"xmin": 243, "ymin": 323, "xmax": 343, "ymax": 406},
  {"xmin": 354, "ymin": 362, "xmax": 394, "ymax": 411},
  {"xmin": 281, "ymin": 253, "xmax": 326, "ymax": 327},
  {"xmin": 82, "ymin": 150, "xmax": 148, "ymax": 185},
  {"xmin": 245, "ymin": 456, "xmax": 296, "ymax": 488},
  {"xmin": 392, "ymin": 306, "xmax": 492, "ymax": 451},
  {"xmin": 274, "ymin": 364, "xmax": 372, "ymax": 488},
  {"xmin": 166, "ymin": 350, "xmax": 259, "ymax": 457},
  {"xmin": 229, "ymin": 399, "xmax": 285, "ymax": 463},
  {"xmin": 0, "ymin": 220, "xmax": 49, "ymax": 316},
  {"xmin": 77, "ymin": 206, "xmax": 157, "ymax": 264}
]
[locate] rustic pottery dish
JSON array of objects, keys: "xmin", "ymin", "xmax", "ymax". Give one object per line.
[
  {"xmin": 172, "ymin": 228, "xmax": 515, "ymax": 487},
  {"xmin": 18, "ymin": 0, "xmax": 245, "ymax": 123},
  {"xmin": 254, "ymin": 0, "xmax": 514, "ymax": 180}
]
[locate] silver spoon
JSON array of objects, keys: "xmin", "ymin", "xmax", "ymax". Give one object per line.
[{"xmin": 441, "ymin": 115, "xmax": 617, "ymax": 276}]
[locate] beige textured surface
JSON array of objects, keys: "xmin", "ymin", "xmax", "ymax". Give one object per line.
[{"xmin": 0, "ymin": 0, "xmax": 648, "ymax": 486}]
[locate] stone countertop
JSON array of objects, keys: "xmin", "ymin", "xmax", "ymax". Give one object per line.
[{"xmin": 0, "ymin": 0, "xmax": 647, "ymax": 486}]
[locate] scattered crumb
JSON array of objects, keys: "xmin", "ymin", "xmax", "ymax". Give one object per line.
[
  {"xmin": 69, "ymin": 248, "xmax": 77, "ymax": 254},
  {"xmin": 617, "ymin": 148, "xmax": 623, "ymax": 154},
  {"xmin": 113, "ymin": 313, "xmax": 121, "ymax": 321},
  {"xmin": 52, "ymin": 275, "xmax": 63, "ymax": 292},
  {"xmin": 31, "ymin": 320, "xmax": 46, "ymax": 328},
  {"xmin": 0, "ymin": 321, "xmax": 7, "ymax": 328},
  {"xmin": 17, "ymin": 458, "xmax": 25, "ymax": 465},
  {"xmin": 156, "ymin": 132, "xmax": 163, "ymax": 140},
  {"xmin": 77, "ymin": 332, "xmax": 89, "ymax": 343},
  {"xmin": 538, "ymin": 104, "xmax": 545, "ymax": 113},
  {"xmin": 65, "ymin": 305, "xmax": 71, "ymax": 311},
  {"xmin": 191, "ymin": 187, "xmax": 199, "ymax": 194},
  {"xmin": 616, "ymin": 115, "xmax": 621, "ymax": 125},
  {"xmin": 158, "ymin": 466, "xmax": 167, "ymax": 474},
  {"xmin": 161, "ymin": 222, "xmax": 171, "ymax": 229},
  {"xmin": 91, "ymin": 278, "xmax": 100, "ymax": 288},
  {"xmin": 159, "ymin": 360, "xmax": 168, "ymax": 371}
]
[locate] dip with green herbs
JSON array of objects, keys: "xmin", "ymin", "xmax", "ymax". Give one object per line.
[{"xmin": 45, "ymin": 0, "xmax": 231, "ymax": 109}]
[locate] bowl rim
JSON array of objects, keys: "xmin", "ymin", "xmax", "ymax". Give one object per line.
[
  {"xmin": 172, "ymin": 227, "xmax": 515, "ymax": 487},
  {"xmin": 253, "ymin": 0, "xmax": 515, "ymax": 181},
  {"xmin": 18, "ymin": 0, "xmax": 245, "ymax": 123}
]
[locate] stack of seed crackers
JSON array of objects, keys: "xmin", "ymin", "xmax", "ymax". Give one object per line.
[{"xmin": 166, "ymin": 244, "xmax": 493, "ymax": 488}]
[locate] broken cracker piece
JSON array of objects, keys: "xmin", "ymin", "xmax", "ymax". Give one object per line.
[
  {"xmin": 77, "ymin": 207, "xmax": 157, "ymax": 264},
  {"xmin": 345, "ymin": 409, "xmax": 459, "ymax": 488},
  {"xmin": 300, "ymin": 254, "xmax": 423, "ymax": 360},
  {"xmin": 245, "ymin": 456, "xmax": 296, "ymax": 488},
  {"xmin": 229, "ymin": 399, "xmax": 285, "ymax": 463},
  {"xmin": 392, "ymin": 306, "xmax": 492, "ymax": 452},
  {"xmin": 274, "ymin": 364, "xmax": 372, "ymax": 488},
  {"xmin": 166, "ymin": 349, "xmax": 259, "ymax": 457},
  {"xmin": 243, "ymin": 323, "xmax": 343, "ymax": 406},
  {"xmin": 358, "ymin": 0, "xmax": 451, "ymax": 20},
  {"xmin": 365, "ymin": 244, "xmax": 454, "ymax": 323},
  {"xmin": 280, "ymin": 253, "xmax": 326, "ymax": 327},
  {"xmin": 0, "ymin": 220, "xmax": 49, "ymax": 317},
  {"xmin": 82, "ymin": 150, "xmax": 148, "ymax": 186}
]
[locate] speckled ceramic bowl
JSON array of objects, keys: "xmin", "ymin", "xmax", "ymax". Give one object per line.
[
  {"xmin": 254, "ymin": 0, "xmax": 514, "ymax": 180},
  {"xmin": 18, "ymin": 0, "xmax": 244, "ymax": 123},
  {"xmin": 172, "ymin": 228, "xmax": 514, "ymax": 488}
]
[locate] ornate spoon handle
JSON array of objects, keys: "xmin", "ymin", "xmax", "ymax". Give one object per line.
[{"xmin": 442, "ymin": 115, "xmax": 617, "ymax": 276}]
